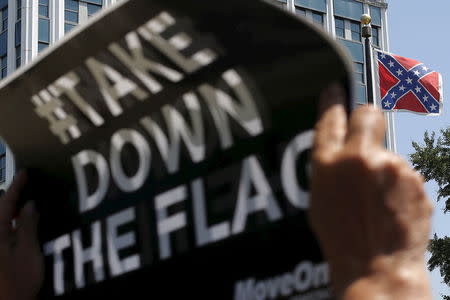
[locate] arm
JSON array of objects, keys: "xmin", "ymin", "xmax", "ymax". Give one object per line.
[
  {"xmin": 309, "ymin": 84, "xmax": 433, "ymax": 300},
  {"xmin": 0, "ymin": 171, "xmax": 43, "ymax": 300}
]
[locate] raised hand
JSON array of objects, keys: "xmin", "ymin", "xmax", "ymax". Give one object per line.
[
  {"xmin": 0, "ymin": 172, "xmax": 43, "ymax": 300},
  {"xmin": 309, "ymin": 84, "xmax": 433, "ymax": 300}
]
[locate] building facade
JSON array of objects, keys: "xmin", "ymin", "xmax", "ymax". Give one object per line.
[
  {"xmin": 269, "ymin": 0, "xmax": 396, "ymax": 150},
  {"xmin": 0, "ymin": 0, "xmax": 120, "ymax": 191},
  {"xmin": 0, "ymin": 0, "xmax": 395, "ymax": 190}
]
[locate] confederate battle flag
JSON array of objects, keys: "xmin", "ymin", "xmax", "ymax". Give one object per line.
[{"xmin": 375, "ymin": 50, "xmax": 443, "ymax": 115}]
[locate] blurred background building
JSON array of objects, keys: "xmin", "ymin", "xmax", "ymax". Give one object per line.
[{"xmin": 0, "ymin": 0, "xmax": 395, "ymax": 191}]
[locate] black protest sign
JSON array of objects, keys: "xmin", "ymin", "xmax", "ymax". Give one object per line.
[{"xmin": 0, "ymin": 0, "xmax": 353, "ymax": 299}]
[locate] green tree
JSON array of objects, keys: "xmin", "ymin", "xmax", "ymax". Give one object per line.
[{"xmin": 410, "ymin": 127, "xmax": 450, "ymax": 299}]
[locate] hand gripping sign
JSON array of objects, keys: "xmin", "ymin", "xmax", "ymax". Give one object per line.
[{"xmin": 0, "ymin": 0, "xmax": 353, "ymax": 299}]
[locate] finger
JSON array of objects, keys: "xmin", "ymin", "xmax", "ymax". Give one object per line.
[
  {"xmin": 346, "ymin": 105, "xmax": 385, "ymax": 149},
  {"xmin": 17, "ymin": 201, "xmax": 39, "ymax": 246},
  {"xmin": 0, "ymin": 171, "xmax": 28, "ymax": 227},
  {"xmin": 313, "ymin": 83, "xmax": 348, "ymax": 160}
]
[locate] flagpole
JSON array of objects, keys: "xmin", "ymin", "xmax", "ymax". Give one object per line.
[{"xmin": 361, "ymin": 14, "xmax": 374, "ymax": 105}]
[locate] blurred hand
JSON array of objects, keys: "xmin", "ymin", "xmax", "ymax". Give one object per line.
[
  {"xmin": 0, "ymin": 172, "xmax": 43, "ymax": 300},
  {"xmin": 309, "ymin": 84, "xmax": 433, "ymax": 300}
]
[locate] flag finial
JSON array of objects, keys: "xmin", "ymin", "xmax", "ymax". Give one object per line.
[{"xmin": 361, "ymin": 14, "xmax": 372, "ymax": 38}]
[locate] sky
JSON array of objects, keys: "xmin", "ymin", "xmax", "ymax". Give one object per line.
[{"xmin": 387, "ymin": 1, "xmax": 450, "ymax": 298}]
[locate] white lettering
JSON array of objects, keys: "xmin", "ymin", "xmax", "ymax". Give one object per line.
[
  {"xmin": 200, "ymin": 70, "xmax": 263, "ymax": 149},
  {"xmin": 192, "ymin": 178, "xmax": 230, "ymax": 246},
  {"xmin": 232, "ymin": 156, "xmax": 282, "ymax": 234},
  {"xmin": 110, "ymin": 129, "xmax": 151, "ymax": 192},
  {"xmin": 155, "ymin": 186, "xmax": 188, "ymax": 259},
  {"xmin": 106, "ymin": 208, "xmax": 140, "ymax": 277},
  {"xmin": 44, "ymin": 235, "xmax": 71, "ymax": 296},
  {"xmin": 72, "ymin": 221, "xmax": 105, "ymax": 288},
  {"xmin": 281, "ymin": 130, "xmax": 314, "ymax": 209},
  {"xmin": 72, "ymin": 150, "xmax": 109, "ymax": 213}
]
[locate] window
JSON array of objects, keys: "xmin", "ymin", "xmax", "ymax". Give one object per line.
[
  {"xmin": 14, "ymin": 21, "xmax": 20, "ymax": 45},
  {"xmin": 295, "ymin": 7, "xmax": 306, "ymax": 16},
  {"xmin": 38, "ymin": 18, "xmax": 50, "ymax": 51},
  {"xmin": 65, "ymin": 0, "xmax": 103, "ymax": 33},
  {"xmin": 312, "ymin": 12, "xmax": 324, "ymax": 26},
  {"xmin": 354, "ymin": 62, "xmax": 364, "ymax": 83},
  {"xmin": 38, "ymin": 0, "xmax": 50, "ymax": 52},
  {"xmin": 334, "ymin": 0, "xmax": 363, "ymax": 21},
  {"xmin": 15, "ymin": 1, "xmax": 21, "ymax": 67},
  {"xmin": 338, "ymin": 39, "xmax": 366, "ymax": 103},
  {"xmin": 372, "ymin": 26, "xmax": 380, "ymax": 47},
  {"xmin": 15, "ymin": 45, "xmax": 20, "ymax": 68},
  {"xmin": 350, "ymin": 21, "xmax": 361, "ymax": 42},
  {"xmin": 15, "ymin": 21, "xmax": 21, "ymax": 68},
  {"xmin": 369, "ymin": 5, "xmax": 382, "ymax": 26},
  {"xmin": 294, "ymin": 2, "xmax": 325, "ymax": 28},
  {"xmin": 335, "ymin": 18, "xmax": 344, "ymax": 38},
  {"xmin": 340, "ymin": 39, "xmax": 363, "ymax": 62},
  {"xmin": 16, "ymin": 0, "xmax": 21, "ymax": 20},
  {"xmin": 0, "ymin": 55, "xmax": 6, "ymax": 78},
  {"xmin": 0, "ymin": 6, "xmax": 7, "ymax": 32},
  {"xmin": 65, "ymin": 0, "xmax": 79, "ymax": 33},
  {"xmin": 0, "ymin": 154, "xmax": 5, "ymax": 183},
  {"xmin": 335, "ymin": 19, "xmax": 361, "ymax": 42},
  {"xmin": 294, "ymin": 0, "xmax": 326, "ymax": 12},
  {"xmin": 38, "ymin": 0, "xmax": 48, "ymax": 17},
  {"xmin": 87, "ymin": 0, "xmax": 102, "ymax": 17}
]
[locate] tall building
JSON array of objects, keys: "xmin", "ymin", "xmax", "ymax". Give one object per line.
[
  {"xmin": 0, "ymin": 0, "xmax": 120, "ymax": 191},
  {"xmin": 269, "ymin": 0, "xmax": 396, "ymax": 149},
  {"xmin": 0, "ymin": 0, "xmax": 395, "ymax": 191}
]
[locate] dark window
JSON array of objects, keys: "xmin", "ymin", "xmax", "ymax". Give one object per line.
[
  {"xmin": 312, "ymin": 12, "xmax": 324, "ymax": 26},
  {"xmin": 0, "ymin": 154, "xmax": 5, "ymax": 182},
  {"xmin": 65, "ymin": 0, "xmax": 103, "ymax": 31},
  {"xmin": 14, "ymin": 19, "xmax": 20, "ymax": 68},
  {"xmin": 65, "ymin": 0, "xmax": 79, "ymax": 11},
  {"xmin": 16, "ymin": 0, "xmax": 21, "ymax": 20},
  {"xmin": 38, "ymin": 0, "xmax": 49, "ymax": 53},
  {"xmin": 65, "ymin": 10, "xmax": 78, "ymax": 22},
  {"xmin": 14, "ymin": 20, "xmax": 20, "ymax": 46},
  {"xmin": 87, "ymin": 3, "xmax": 102, "ymax": 17},
  {"xmin": 372, "ymin": 26, "xmax": 380, "ymax": 47},
  {"xmin": 350, "ymin": 21, "xmax": 361, "ymax": 42},
  {"xmin": 0, "ymin": 55, "xmax": 7, "ymax": 78},
  {"xmin": 65, "ymin": 0, "xmax": 79, "ymax": 33},
  {"xmin": 295, "ymin": 7, "xmax": 306, "ymax": 16},
  {"xmin": 335, "ymin": 18, "xmax": 344, "ymax": 38},
  {"xmin": 354, "ymin": 62, "xmax": 364, "ymax": 83},
  {"xmin": 339, "ymin": 39, "xmax": 367, "ymax": 104},
  {"xmin": 1, "ymin": 7, "xmax": 7, "ymax": 32},
  {"xmin": 15, "ymin": 45, "xmax": 20, "ymax": 68}
]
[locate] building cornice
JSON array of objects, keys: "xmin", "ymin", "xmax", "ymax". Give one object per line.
[{"xmin": 355, "ymin": 0, "xmax": 388, "ymax": 9}]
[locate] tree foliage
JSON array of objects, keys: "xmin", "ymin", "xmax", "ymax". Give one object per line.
[
  {"xmin": 410, "ymin": 127, "xmax": 450, "ymax": 299},
  {"xmin": 428, "ymin": 234, "xmax": 450, "ymax": 299},
  {"xmin": 410, "ymin": 128, "xmax": 450, "ymax": 210}
]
